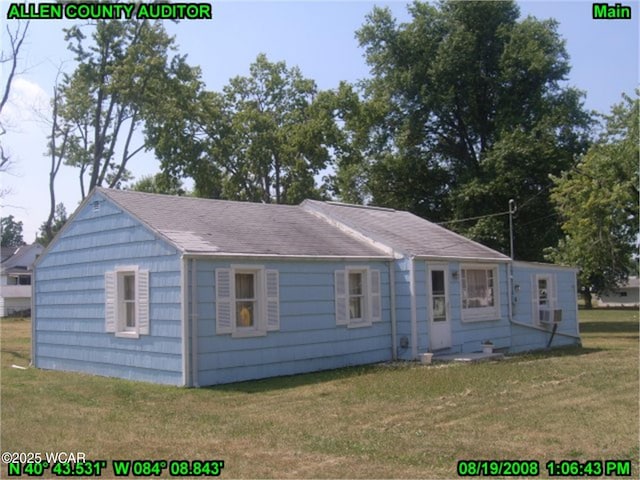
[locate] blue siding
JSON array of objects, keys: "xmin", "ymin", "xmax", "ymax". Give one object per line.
[
  {"xmin": 393, "ymin": 258, "xmax": 413, "ymax": 360},
  {"xmin": 510, "ymin": 264, "xmax": 580, "ymax": 352},
  {"xmin": 34, "ymin": 192, "xmax": 183, "ymax": 386},
  {"xmin": 453, "ymin": 262, "xmax": 510, "ymax": 353},
  {"xmin": 194, "ymin": 260, "xmax": 393, "ymax": 386}
]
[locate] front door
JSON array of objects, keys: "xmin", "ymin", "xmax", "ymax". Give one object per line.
[{"xmin": 428, "ymin": 264, "xmax": 452, "ymax": 350}]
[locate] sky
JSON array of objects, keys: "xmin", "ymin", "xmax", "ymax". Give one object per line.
[{"xmin": 1, "ymin": 0, "xmax": 638, "ymax": 242}]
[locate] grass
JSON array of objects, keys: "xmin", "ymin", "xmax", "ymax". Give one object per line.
[{"xmin": 1, "ymin": 310, "xmax": 638, "ymax": 478}]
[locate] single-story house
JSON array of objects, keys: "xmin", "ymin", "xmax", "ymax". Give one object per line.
[
  {"xmin": 1, "ymin": 243, "xmax": 44, "ymax": 317},
  {"xmin": 597, "ymin": 277, "xmax": 639, "ymax": 307},
  {"xmin": 32, "ymin": 188, "xmax": 581, "ymax": 386}
]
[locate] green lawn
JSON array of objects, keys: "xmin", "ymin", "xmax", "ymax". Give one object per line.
[{"xmin": 1, "ymin": 310, "xmax": 638, "ymax": 478}]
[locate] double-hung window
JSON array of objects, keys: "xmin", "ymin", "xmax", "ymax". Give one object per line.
[
  {"xmin": 105, "ymin": 266, "xmax": 150, "ymax": 338},
  {"xmin": 216, "ymin": 266, "xmax": 279, "ymax": 337},
  {"xmin": 335, "ymin": 267, "xmax": 382, "ymax": 327},
  {"xmin": 460, "ymin": 264, "xmax": 500, "ymax": 321},
  {"xmin": 534, "ymin": 274, "xmax": 557, "ymax": 325}
]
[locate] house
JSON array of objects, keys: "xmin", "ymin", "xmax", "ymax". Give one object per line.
[
  {"xmin": 597, "ymin": 277, "xmax": 639, "ymax": 307},
  {"xmin": 32, "ymin": 188, "xmax": 581, "ymax": 386},
  {"xmin": 1, "ymin": 243, "xmax": 44, "ymax": 317}
]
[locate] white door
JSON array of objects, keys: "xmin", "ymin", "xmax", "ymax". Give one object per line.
[{"xmin": 428, "ymin": 264, "xmax": 452, "ymax": 350}]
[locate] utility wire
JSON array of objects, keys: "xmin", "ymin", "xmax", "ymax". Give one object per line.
[{"xmin": 436, "ymin": 210, "xmax": 510, "ymax": 226}]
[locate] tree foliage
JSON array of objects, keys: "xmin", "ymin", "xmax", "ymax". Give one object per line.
[
  {"xmin": 548, "ymin": 92, "xmax": 639, "ymax": 307},
  {"xmin": 36, "ymin": 203, "xmax": 68, "ymax": 247},
  {"xmin": 149, "ymin": 54, "xmax": 341, "ymax": 203},
  {"xmin": 340, "ymin": 0, "xmax": 591, "ymax": 259},
  {"xmin": 128, "ymin": 173, "xmax": 186, "ymax": 196},
  {"xmin": 1, "ymin": 215, "xmax": 24, "ymax": 247},
  {"xmin": 53, "ymin": 18, "xmax": 201, "ymax": 199}
]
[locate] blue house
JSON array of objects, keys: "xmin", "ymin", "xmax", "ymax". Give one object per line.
[{"xmin": 32, "ymin": 188, "xmax": 581, "ymax": 386}]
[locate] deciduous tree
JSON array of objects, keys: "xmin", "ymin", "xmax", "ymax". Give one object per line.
[
  {"xmin": 344, "ymin": 0, "xmax": 591, "ymax": 259},
  {"xmin": 548, "ymin": 92, "xmax": 639, "ymax": 307},
  {"xmin": 1, "ymin": 215, "xmax": 24, "ymax": 247}
]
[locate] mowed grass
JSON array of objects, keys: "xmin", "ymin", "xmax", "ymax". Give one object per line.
[{"xmin": 1, "ymin": 310, "xmax": 638, "ymax": 478}]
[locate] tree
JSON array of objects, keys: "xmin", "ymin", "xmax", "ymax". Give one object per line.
[
  {"xmin": 548, "ymin": 92, "xmax": 639, "ymax": 307},
  {"xmin": 36, "ymin": 203, "xmax": 68, "ymax": 247},
  {"xmin": 343, "ymin": 0, "xmax": 591, "ymax": 259},
  {"xmin": 128, "ymin": 173, "xmax": 185, "ymax": 195},
  {"xmin": 0, "ymin": 20, "xmax": 29, "ymax": 196},
  {"xmin": 1, "ymin": 215, "xmax": 24, "ymax": 247},
  {"xmin": 150, "ymin": 54, "xmax": 340, "ymax": 203},
  {"xmin": 53, "ymin": 18, "xmax": 201, "ymax": 199}
]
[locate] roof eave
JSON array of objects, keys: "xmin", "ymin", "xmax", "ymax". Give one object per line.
[{"xmin": 181, "ymin": 252, "xmax": 394, "ymax": 261}]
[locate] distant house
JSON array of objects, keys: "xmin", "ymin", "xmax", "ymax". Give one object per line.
[
  {"xmin": 1, "ymin": 244, "xmax": 44, "ymax": 317},
  {"xmin": 597, "ymin": 277, "xmax": 640, "ymax": 307},
  {"xmin": 32, "ymin": 188, "xmax": 581, "ymax": 386}
]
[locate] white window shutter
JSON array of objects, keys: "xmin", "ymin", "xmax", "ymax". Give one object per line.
[
  {"xmin": 137, "ymin": 269, "xmax": 150, "ymax": 335},
  {"xmin": 370, "ymin": 269, "xmax": 382, "ymax": 322},
  {"xmin": 105, "ymin": 271, "xmax": 116, "ymax": 332},
  {"xmin": 216, "ymin": 268, "xmax": 233, "ymax": 334},
  {"xmin": 266, "ymin": 269, "xmax": 280, "ymax": 331},
  {"xmin": 335, "ymin": 270, "xmax": 348, "ymax": 325}
]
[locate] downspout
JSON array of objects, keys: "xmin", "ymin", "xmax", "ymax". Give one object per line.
[
  {"xmin": 31, "ymin": 269, "xmax": 36, "ymax": 367},
  {"xmin": 409, "ymin": 256, "xmax": 418, "ymax": 359},
  {"xmin": 389, "ymin": 260, "xmax": 397, "ymax": 360},
  {"xmin": 181, "ymin": 256, "xmax": 191, "ymax": 387},
  {"xmin": 191, "ymin": 258, "xmax": 199, "ymax": 387}
]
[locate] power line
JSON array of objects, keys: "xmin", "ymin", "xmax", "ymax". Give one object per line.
[{"xmin": 436, "ymin": 210, "xmax": 510, "ymax": 226}]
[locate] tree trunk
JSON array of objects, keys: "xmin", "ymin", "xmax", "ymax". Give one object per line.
[{"xmin": 582, "ymin": 289, "xmax": 593, "ymax": 309}]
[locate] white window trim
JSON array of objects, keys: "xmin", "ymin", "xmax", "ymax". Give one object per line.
[
  {"xmin": 105, "ymin": 265, "xmax": 150, "ymax": 339},
  {"xmin": 347, "ymin": 267, "xmax": 370, "ymax": 328},
  {"xmin": 232, "ymin": 266, "xmax": 266, "ymax": 338},
  {"xmin": 460, "ymin": 263, "xmax": 501, "ymax": 322},
  {"xmin": 534, "ymin": 273, "xmax": 557, "ymax": 326},
  {"xmin": 335, "ymin": 267, "xmax": 382, "ymax": 328},
  {"xmin": 215, "ymin": 265, "xmax": 280, "ymax": 338}
]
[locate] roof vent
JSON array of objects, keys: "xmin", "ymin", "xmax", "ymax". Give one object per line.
[{"xmin": 92, "ymin": 201, "xmax": 101, "ymax": 212}]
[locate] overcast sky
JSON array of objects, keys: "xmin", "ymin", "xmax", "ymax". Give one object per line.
[{"xmin": 1, "ymin": 0, "xmax": 638, "ymax": 241}]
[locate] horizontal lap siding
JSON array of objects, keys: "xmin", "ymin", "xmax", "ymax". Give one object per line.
[
  {"xmin": 34, "ymin": 193, "xmax": 183, "ymax": 386},
  {"xmin": 510, "ymin": 265, "xmax": 580, "ymax": 352},
  {"xmin": 196, "ymin": 260, "xmax": 392, "ymax": 386},
  {"xmin": 442, "ymin": 262, "xmax": 511, "ymax": 353},
  {"xmin": 394, "ymin": 258, "xmax": 413, "ymax": 360}
]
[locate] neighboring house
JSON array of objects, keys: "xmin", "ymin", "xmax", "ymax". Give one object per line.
[
  {"xmin": 32, "ymin": 188, "xmax": 581, "ymax": 386},
  {"xmin": 1, "ymin": 243, "xmax": 44, "ymax": 317},
  {"xmin": 597, "ymin": 277, "xmax": 640, "ymax": 307}
]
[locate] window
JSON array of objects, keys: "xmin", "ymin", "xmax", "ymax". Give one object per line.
[
  {"xmin": 216, "ymin": 267, "xmax": 279, "ymax": 337},
  {"xmin": 335, "ymin": 268, "xmax": 381, "ymax": 327},
  {"xmin": 461, "ymin": 265, "xmax": 500, "ymax": 321},
  {"xmin": 122, "ymin": 273, "xmax": 136, "ymax": 330},
  {"xmin": 348, "ymin": 271, "xmax": 364, "ymax": 321},
  {"xmin": 105, "ymin": 267, "xmax": 149, "ymax": 338},
  {"xmin": 235, "ymin": 272, "xmax": 256, "ymax": 328},
  {"xmin": 534, "ymin": 274, "xmax": 557, "ymax": 325}
]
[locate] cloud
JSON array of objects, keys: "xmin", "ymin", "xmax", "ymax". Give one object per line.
[{"xmin": 0, "ymin": 77, "xmax": 50, "ymax": 132}]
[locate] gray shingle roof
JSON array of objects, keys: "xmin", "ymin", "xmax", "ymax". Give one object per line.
[
  {"xmin": 97, "ymin": 188, "xmax": 508, "ymax": 260},
  {"xmin": 97, "ymin": 188, "xmax": 390, "ymax": 258},
  {"xmin": 302, "ymin": 200, "xmax": 509, "ymax": 261}
]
